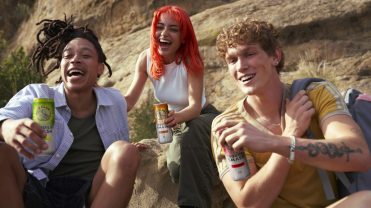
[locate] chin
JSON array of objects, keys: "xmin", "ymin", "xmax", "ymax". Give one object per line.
[{"xmin": 238, "ymin": 85, "xmax": 254, "ymax": 95}]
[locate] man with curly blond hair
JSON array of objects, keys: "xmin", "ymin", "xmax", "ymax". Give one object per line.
[{"xmin": 211, "ymin": 19, "xmax": 371, "ymax": 207}]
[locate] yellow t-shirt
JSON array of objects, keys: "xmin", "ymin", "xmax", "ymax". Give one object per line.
[{"xmin": 211, "ymin": 81, "xmax": 351, "ymax": 207}]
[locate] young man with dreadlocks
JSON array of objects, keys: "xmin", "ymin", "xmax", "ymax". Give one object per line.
[{"xmin": 0, "ymin": 16, "xmax": 139, "ymax": 208}]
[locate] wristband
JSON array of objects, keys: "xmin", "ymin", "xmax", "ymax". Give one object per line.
[{"xmin": 288, "ymin": 136, "xmax": 296, "ymax": 164}]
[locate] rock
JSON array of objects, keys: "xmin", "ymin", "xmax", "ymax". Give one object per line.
[{"xmin": 128, "ymin": 139, "xmax": 234, "ymax": 208}]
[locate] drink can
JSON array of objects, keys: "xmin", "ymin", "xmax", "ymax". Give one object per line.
[
  {"xmin": 32, "ymin": 98, "xmax": 55, "ymax": 154},
  {"xmin": 223, "ymin": 145, "xmax": 250, "ymax": 181},
  {"xmin": 153, "ymin": 103, "xmax": 173, "ymax": 144}
]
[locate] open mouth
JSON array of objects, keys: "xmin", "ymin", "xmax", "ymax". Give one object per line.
[
  {"xmin": 159, "ymin": 39, "xmax": 172, "ymax": 47},
  {"xmin": 67, "ymin": 69, "xmax": 85, "ymax": 77},
  {"xmin": 239, "ymin": 73, "xmax": 256, "ymax": 82}
]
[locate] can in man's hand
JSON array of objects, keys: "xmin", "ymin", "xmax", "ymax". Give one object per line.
[
  {"xmin": 223, "ymin": 145, "xmax": 250, "ymax": 181},
  {"xmin": 32, "ymin": 98, "xmax": 55, "ymax": 154}
]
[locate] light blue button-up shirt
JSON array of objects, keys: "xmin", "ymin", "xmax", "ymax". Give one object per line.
[{"xmin": 0, "ymin": 83, "xmax": 129, "ymax": 181}]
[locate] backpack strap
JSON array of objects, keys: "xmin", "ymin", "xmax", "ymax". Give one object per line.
[
  {"xmin": 317, "ymin": 169, "xmax": 336, "ymax": 200},
  {"xmin": 344, "ymin": 88, "xmax": 361, "ymax": 107},
  {"xmin": 290, "ymin": 78, "xmax": 324, "ymax": 100},
  {"xmin": 290, "ymin": 78, "xmax": 350, "ymax": 200},
  {"xmin": 335, "ymin": 172, "xmax": 351, "ymax": 192}
]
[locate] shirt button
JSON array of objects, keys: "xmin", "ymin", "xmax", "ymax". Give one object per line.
[{"xmin": 56, "ymin": 154, "xmax": 60, "ymax": 158}]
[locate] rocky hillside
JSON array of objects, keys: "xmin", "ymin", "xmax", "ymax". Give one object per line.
[
  {"xmin": 6, "ymin": 0, "xmax": 371, "ymax": 112},
  {"xmin": 3, "ymin": 0, "xmax": 371, "ymax": 207}
]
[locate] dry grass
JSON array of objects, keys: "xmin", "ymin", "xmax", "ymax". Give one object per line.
[{"xmin": 288, "ymin": 47, "xmax": 343, "ymax": 89}]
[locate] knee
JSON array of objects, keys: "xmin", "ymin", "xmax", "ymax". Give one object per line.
[
  {"xmin": 353, "ymin": 190, "xmax": 371, "ymax": 202},
  {"xmin": 106, "ymin": 141, "xmax": 140, "ymax": 171},
  {"xmin": 0, "ymin": 143, "xmax": 19, "ymax": 167}
]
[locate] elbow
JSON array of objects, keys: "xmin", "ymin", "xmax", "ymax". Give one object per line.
[
  {"xmin": 194, "ymin": 103, "xmax": 203, "ymax": 115},
  {"xmin": 126, "ymin": 104, "xmax": 133, "ymax": 112},
  {"xmin": 354, "ymin": 150, "xmax": 371, "ymax": 172},
  {"xmin": 231, "ymin": 196, "xmax": 248, "ymax": 208},
  {"xmin": 361, "ymin": 153, "xmax": 371, "ymax": 171},
  {"xmin": 231, "ymin": 191, "xmax": 267, "ymax": 208},
  {"xmin": 234, "ymin": 198, "xmax": 264, "ymax": 208},
  {"xmin": 124, "ymin": 96, "xmax": 134, "ymax": 112}
]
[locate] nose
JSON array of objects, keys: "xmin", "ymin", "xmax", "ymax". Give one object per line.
[
  {"xmin": 70, "ymin": 54, "xmax": 81, "ymax": 64},
  {"xmin": 236, "ymin": 58, "xmax": 248, "ymax": 72},
  {"xmin": 160, "ymin": 27, "xmax": 169, "ymax": 37}
]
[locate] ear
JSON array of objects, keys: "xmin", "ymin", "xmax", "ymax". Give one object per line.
[
  {"xmin": 272, "ymin": 48, "xmax": 282, "ymax": 66},
  {"xmin": 97, "ymin": 63, "xmax": 104, "ymax": 77}
]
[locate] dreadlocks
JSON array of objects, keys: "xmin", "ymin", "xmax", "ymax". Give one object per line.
[{"xmin": 31, "ymin": 15, "xmax": 112, "ymax": 78}]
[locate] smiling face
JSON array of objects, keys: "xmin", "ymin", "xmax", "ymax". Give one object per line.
[
  {"xmin": 155, "ymin": 13, "xmax": 182, "ymax": 64},
  {"xmin": 225, "ymin": 43, "xmax": 280, "ymax": 95},
  {"xmin": 60, "ymin": 37, "xmax": 104, "ymax": 94}
]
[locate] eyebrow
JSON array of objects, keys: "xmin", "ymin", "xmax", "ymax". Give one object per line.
[
  {"xmin": 157, "ymin": 22, "xmax": 179, "ymax": 28},
  {"xmin": 63, "ymin": 47, "xmax": 95, "ymax": 53}
]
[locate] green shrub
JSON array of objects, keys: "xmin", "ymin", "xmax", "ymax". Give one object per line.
[
  {"xmin": 0, "ymin": 32, "xmax": 8, "ymax": 59},
  {"xmin": 130, "ymin": 91, "xmax": 157, "ymax": 142},
  {"xmin": 0, "ymin": 47, "xmax": 43, "ymax": 107}
]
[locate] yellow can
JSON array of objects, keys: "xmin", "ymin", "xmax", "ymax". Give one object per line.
[{"xmin": 32, "ymin": 98, "xmax": 55, "ymax": 154}]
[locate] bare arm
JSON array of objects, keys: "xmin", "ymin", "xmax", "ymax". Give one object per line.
[
  {"xmin": 165, "ymin": 71, "xmax": 203, "ymax": 126},
  {"xmin": 292, "ymin": 114, "xmax": 371, "ymax": 172},
  {"xmin": 124, "ymin": 50, "xmax": 148, "ymax": 112}
]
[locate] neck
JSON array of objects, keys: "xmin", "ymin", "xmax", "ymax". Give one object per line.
[
  {"xmin": 245, "ymin": 82, "xmax": 285, "ymax": 125},
  {"xmin": 65, "ymin": 89, "xmax": 97, "ymax": 118}
]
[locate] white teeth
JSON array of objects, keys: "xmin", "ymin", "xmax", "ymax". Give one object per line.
[
  {"xmin": 159, "ymin": 39, "xmax": 171, "ymax": 44},
  {"xmin": 67, "ymin": 69, "xmax": 84, "ymax": 76},
  {"xmin": 240, "ymin": 74, "xmax": 255, "ymax": 82}
]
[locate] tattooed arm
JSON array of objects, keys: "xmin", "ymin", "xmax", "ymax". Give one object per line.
[{"xmin": 293, "ymin": 114, "xmax": 371, "ymax": 172}]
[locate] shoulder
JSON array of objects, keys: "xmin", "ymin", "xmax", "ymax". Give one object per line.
[
  {"xmin": 96, "ymin": 87, "xmax": 126, "ymax": 104},
  {"xmin": 306, "ymin": 80, "xmax": 344, "ymax": 104},
  {"xmin": 97, "ymin": 87, "xmax": 123, "ymax": 97},
  {"xmin": 14, "ymin": 83, "xmax": 55, "ymax": 98},
  {"xmin": 212, "ymin": 102, "xmax": 241, "ymax": 128},
  {"xmin": 137, "ymin": 49, "xmax": 148, "ymax": 64},
  {"xmin": 306, "ymin": 80, "xmax": 350, "ymax": 119},
  {"xmin": 136, "ymin": 49, "xmax": 149, "ymax": 73}
]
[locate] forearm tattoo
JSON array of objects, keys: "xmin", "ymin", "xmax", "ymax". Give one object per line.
[{"xmin": 296, "ymin": 142, "xmax": 362, "ymax": 162}]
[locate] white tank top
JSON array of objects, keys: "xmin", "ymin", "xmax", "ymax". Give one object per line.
[{"xmin": 146, "ymin": 49, "xmax": 206, "ymax": 111}]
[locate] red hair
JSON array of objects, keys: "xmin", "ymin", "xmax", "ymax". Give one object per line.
[{"xmin": 150, "ymin": 5, "xmax": 204, "ymax": 80}]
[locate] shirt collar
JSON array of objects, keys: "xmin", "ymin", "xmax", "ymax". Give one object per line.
[{"xmin": 54, "ymin": 83, "xmax": 114, "ymax": 108}]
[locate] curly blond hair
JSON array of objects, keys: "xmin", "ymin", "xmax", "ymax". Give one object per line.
[{"xmin": 216, "ymin": 19, "xmax": 284, "ymax": 73}]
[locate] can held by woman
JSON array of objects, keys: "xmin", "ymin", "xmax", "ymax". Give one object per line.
[
  {"xmin": 153, "ymin": 103, "xmax": 173, "ymax": 144},
  {"xmin": 32, "ymin": 98, "xmax": 55, "ymax": 154},
  {"xmin": 223, "ymin": 145, "xmax": 250, "ymax": 181}
]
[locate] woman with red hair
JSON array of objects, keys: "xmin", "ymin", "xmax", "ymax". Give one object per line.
[{"xmin": 125, "ymin": 5, "xmax": 219, "ymax": 208}]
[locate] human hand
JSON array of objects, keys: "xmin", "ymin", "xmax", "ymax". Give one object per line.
[
  {"xmin": 165, "ymin": 110, "xmax": 178, "ymax": 127},
  {"xmin": 1, "ymin": 118, "xmax": 48, "ymax": 159},
  {"xmin": 213, "ymin": 119, "xmax": 274, "ymax": 152},
  {"xmin": 283, "ymin": 90, "xmax": 315, "ymax": 137}
]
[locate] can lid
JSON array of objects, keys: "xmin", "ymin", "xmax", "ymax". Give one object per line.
[
  {"xmin": 33, "ymin": 98, "xmax": 54, "ymax": 102},
  {"xmin": 153, "ymin": 103, "xmax": 168, "ymax": 109}
]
